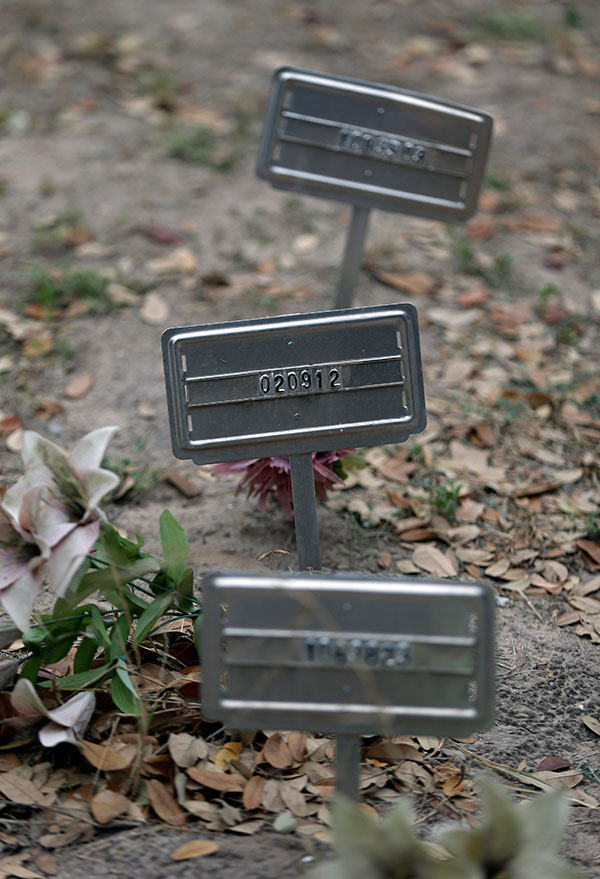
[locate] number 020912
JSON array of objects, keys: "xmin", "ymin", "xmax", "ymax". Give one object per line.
[{"xmin": 258, "ymin": 365, "xmax": 343, "ymax": 398}]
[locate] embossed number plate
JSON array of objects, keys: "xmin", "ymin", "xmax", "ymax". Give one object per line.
[
  {"xmin": 257, "ymin": 67, "xmax": 493, "ymax": 221},
  {"xmin": 162, "ymin": 303, "xmax": 426, "ymax": 464},
  {"xmin": 203, "ymin": 573, "xmax": 495, "ymax": 736}
]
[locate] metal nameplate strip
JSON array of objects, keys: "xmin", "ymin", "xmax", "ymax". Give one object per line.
[{"xmin": 257, "ymin": 67, "xmax": 493, "ymax": 221}]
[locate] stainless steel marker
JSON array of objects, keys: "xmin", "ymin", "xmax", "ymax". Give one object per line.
[
  {"xmin": 203, "ymin": 572, "xmax": 495, "ymax": 801},
  {"xmin": 162, "ymin": 303, "xmax": 426, "ymax": 572},
  {"xmin": 257, "ymin": 67, "xmax": 493, "ymax": 307}
]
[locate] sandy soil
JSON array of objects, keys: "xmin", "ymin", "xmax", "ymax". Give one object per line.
[{"xmin": 1, "ymin": 0, "xmax": 599, "ymax": 875}]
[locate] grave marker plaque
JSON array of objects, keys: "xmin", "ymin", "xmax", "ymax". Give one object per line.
[
  {"xmin": 162, "ymin": 303, "xmax": 426, "ymax": 465},
  {"xmin": 257, "ymin": 67, "xmax": 493, "ymax": 222},
  {"xmin": 203, "ymin": 572, "xmax": 495, "ymax": 737}
]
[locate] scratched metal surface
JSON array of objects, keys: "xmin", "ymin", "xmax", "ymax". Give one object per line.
[
  {"xmin": 202, "ymin": 572, "xmax": 495, "ymax": 737},
  {"xmin": 162, "ymin": 303, "xmax": 426, "ymax": 464},
  {"xmin": 257, "ymin": 67, "xmax": 493, "ymax": 221}
]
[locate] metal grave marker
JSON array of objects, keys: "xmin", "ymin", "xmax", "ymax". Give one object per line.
[
  {"xmin": 256, "ymin": 67, "xmax": 493, "ymax": 307},
  {"xmin": 203, "ymin": 572, "xmax": 494, "ymax": 800},
  {"xmin": 162, "ymin": 303, "xmax": 426, "ymax": 570}
]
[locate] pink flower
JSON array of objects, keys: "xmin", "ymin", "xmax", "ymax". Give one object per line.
[{"xmin": 212, "ymin": 450, "xmax": 357, "ymax": 520}]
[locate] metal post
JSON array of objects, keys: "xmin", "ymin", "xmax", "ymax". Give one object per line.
[
  {"xmin": 336, "ymin": 734, "xmax": 361, "ymax": 801},
  {"xmin": 290, "ymin": 453, "xmax": 321, "ymax": 571},
  {"xmin": 334, "ymin": 205, "xmax": 371, "ymax": 310}
]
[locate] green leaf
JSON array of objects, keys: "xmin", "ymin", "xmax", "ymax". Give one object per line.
[
  {"xmin": 104, "ymin": 584, "xmax": 149, "ymax": 614},
  {"xmin": 73, "ymin": 637, "xmax": 98, "ymax": 674},
  {"xmin": 19, "ymin": 656, "xmax": 42, "ymax": 684},
  {"xmin": 110, "ymin": 665, "xmax": 142, "ymax": 715},
  {"xmin": 89, "ymin": 607, "xmax": 111, "ymax": 649},
  {"xmin": 67, "ymin": 557, "xmax": 160, "ymax": 607},
  {"xmin": 100, "ymin": 523, "xmax": 131, "ymax": 568},
  {"xmin": 159, "ymin": 509, "xmax": 188, "ymax": 586},
  {"xmin": 22, "ymin": 625, "xmax": 48, "ymax": 650},
  {"xmin": 109, "ymin": 613, "xmax": 130, "ymax": 660},
  {"xmin": 51, "ymin": 663, "xmax": 113, "ymax": 690},
  {"xmin": 133, "ymin": 592, "xmax": 173, "ymax": 646},
  {"xmin": 41, "ymin": 631, "xmax": 79, "ymax": 665},
  {"xmin": 176, "ymin": 567, "xmax": 195, "ymax": 613},
  {"xmin": 49, "ymin": 597, "xmax": 75, "ymax": 620}
]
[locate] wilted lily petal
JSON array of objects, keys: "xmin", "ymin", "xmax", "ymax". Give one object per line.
[
  {"xmin": 11, "ymin": 678, "xmax": 96, "ymax": 746},
  {"xmin": 46, "ymin": 520, "xmax": 100, "ymax": 596},
  {"xmin": 0, "ymin": 509, "xmax": 46, "ymax": 632},
  {"xmin": 10, "ymin": 677, "xmax": 47, "ymax": 725},
  {"xmin": 1, "ymin": 427, "xmax": 120, "ymax": 616},
  {"xmin": 39, "ymin": 690, "xmax": 96, "ymax": 747},
  {"xmin": 0, "ymin": 561, "xmax": 46, "ymax": 633},
  {"xmin": 69, "ymin": 426, "xmax": 120, "ymax": 510}
]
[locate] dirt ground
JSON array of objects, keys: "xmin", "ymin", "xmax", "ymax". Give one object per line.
[{"xmin": 1, "ymin": 0, "xmax": 600, "ymax": 875}]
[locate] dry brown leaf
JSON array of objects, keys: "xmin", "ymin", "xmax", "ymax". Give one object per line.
[
  {"xmin": 567, "ymin": 596, "xmax": 600, "ymax": 614},
  {"xmin": 65, "ymin": 372, "xmax": 93, "ymax": 399},
  {"xmin": 0, "ymin": 772, "xmax": 54, "ymax": 807},
  {"xmin": 0, "ymin": 415, "xmax": 22, "ymax": 433},
  {"xmin": 32, "ymin": 853, "xmax": 56, "ymax": 876},
  {"xmin": 183, "ymin": 800, "xmax": 220, "ymax": 821},
  {"xmin": 373, "ymin": 269, "xmax": 437, "ymax": 297},
  {"xmin": 394, "ymin": 517, "xmax": 430, "ymax": 535},
  {"xmin": 5, "ymin": 429, "xmax": 23, "ymax": 453},
  {"xmin": 0, "ymin": 853, "xmax": 43, "ymax": 879},
  {"xmin": 572, "ymin": 576, "xmax": 600, "ymax": 596},
  {"xmin": 164, "ymin": 470, "xmax": 202, "ymax": 498},
  {"xmin": 186, "ymin": 765, "xmax": 245, "ymax": 793},
  {"xmin": 262, "ymin": 732, "xmax": 294, "ymax": 769},
  {"xmin": 377, "ymin": 550, "xmax": 392, "ymax": 569},
  {"xmin": 456, "ymin": 547, "xmax": 493, "ymax": 565},
  {"xmin": 147, "ymin": 779, "xmax": 186, "ymax": 826},
  {"xmin": 544, "ymin": 560, "xmax": 569, "ymax": 584},
  {"xmin": 578, "ymin": 539, "xmax": 600, "ymax": 567},
  {"xmin": 140, "ymin": 291, "xmax": 169, "ymax": 325},
  {"xmin": 402, "ymin": 528, "xmax": 436, "ymax": 542},
  {"xmin": 531, "ymin": 574, "xmax": 563, "ymax": 594},
  {"xmin": 171, "ymin": 840, "xmax": 219, "ymax": 861},
  {"xmin": 261, "ymin": 779, "xmax": 285, "ymax": 812},
  {"xmin": 280, "ymin": 782, "xmax": 318, "ymax": 817},
  {"xmin": 23, "ymin": 333, "xmax": 53, "ymax": 358},
  {"xmin": 582, "ymin": 715, "xmax": 600, "ymax": 736},
  {"xmin": 412, "ymin": 545, "xmax": 456, "ymax": 578},
  {"xmin": 537, "ymin": 756, "xmax": 570, "ymax": 772},
  {"xmin": 456, "ymin": 499, "xmax": 485, "ymax": 523},
  {"xmin": 533, "ymin": 769, "xmax": 583, "ymax": 789},
  {"xmin": 366, "ymin": 742, "xmax": 423, "ymax": 763},
  {"xmin": 229, "ymin": 819, "xmax": 265, "ymax": 834},
  {"xmin": 415, "ymin": 736, "xmax": 441, "ymax": 751},
  {"xmin": 242, "ymin": 775, "xmax": 264, "ymax": 810},
  {"xmin": 80, "ymin": 740, "xmax": 136, "ymax": 772},
  {"xmin": 426, "ymin": 307, "xmax": 482, "ymax": 329},
  {"xmin": 287, "ymin": 731, "xmax": 307, "ymax": 763},
  {"xmin": 146, "ymin": 247, "xmax": 197, "ymax": 275},
  {"xmin": 90, "ymin": 789, "xmax": 131, "ymax": 825},
  {"xmin": 441, "ymin": 359, "xmax": 475, "ymax": 387},
  {"xmin": 467, "ymin": 216, "xmax": 496, "ymax": 240},
  {"xmin": 485, "ymin": 558, "xmax": 510, "ymax": 578},
  {"xmin": 214, "ymin": 741, "xmax": 243, "ymax": 771}
]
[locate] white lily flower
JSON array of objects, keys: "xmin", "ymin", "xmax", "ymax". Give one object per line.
[
  {"xmin": 0, "ymin": 428, "xmax": 120, "ymax": 628},
  {"xmin": 10, "ymin": 678, "xmax": 96, "ymax": 747},
  {"xmin": 0, "ymin": 508, "xmax": 45, "ymax": 632}
]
